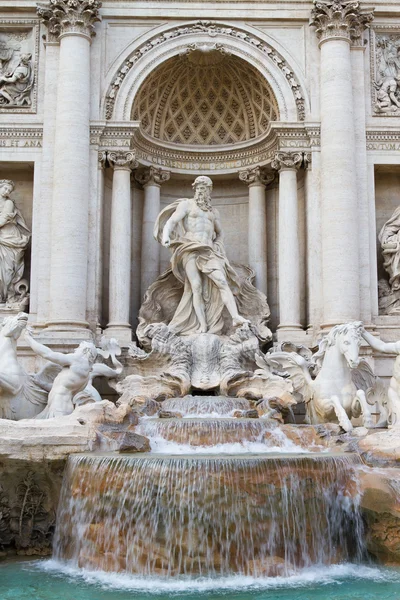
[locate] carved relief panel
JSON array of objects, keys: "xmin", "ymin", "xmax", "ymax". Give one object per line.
[
  {"xmin": 371, "ymin": 27, "xmax": 400, "ymax": 117},
  {"xmin": 0, "ymin": 20, "xmax": 39, "ymax": 114}
]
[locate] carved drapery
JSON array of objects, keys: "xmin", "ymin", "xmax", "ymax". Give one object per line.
[
  {"xmin": 310, "ymin": 0, "xmax": 373, "ymax": 45},
  {"xmin": 37, "ymin": 0, "xmax": 102, "ymax": 41}
]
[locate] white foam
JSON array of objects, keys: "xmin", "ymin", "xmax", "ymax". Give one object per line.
[
  {"xmin": 35, "ymin": 560, "xmax": 400, "ymax": 593},
  {"xmin": 148, "ymin": 436, "xmax": 310, "ymax": 455}
]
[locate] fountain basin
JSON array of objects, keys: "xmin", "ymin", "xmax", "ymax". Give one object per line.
[{"xmin": 54, "ymin": 453, "xmax": 364, "ymax": 578}]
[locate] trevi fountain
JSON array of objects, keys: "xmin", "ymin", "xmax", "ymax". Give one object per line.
[{"xmin": 2, "ymin": 1, "xmax": 400, "ymax": 599}]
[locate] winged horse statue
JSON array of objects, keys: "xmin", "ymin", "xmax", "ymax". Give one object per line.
[{"xmin": 258, "ymin": 322, "xmax": 387, "ymax": 432}]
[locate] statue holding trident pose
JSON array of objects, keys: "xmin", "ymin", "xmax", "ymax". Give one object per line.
[{"xmin": 137, "ymin": 175, "xmax": 271, "ymax": 344}]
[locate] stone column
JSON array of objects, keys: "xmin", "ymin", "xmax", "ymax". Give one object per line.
[
  {"xmin": 106, "ymin": 151, "xmax": 137, "ymax": 344},
  {"xmin": 310, "ymin": 0, "xmax": 373, "ymax": 327},
  {"xmin": 37, "ymin": 0, "xmax": 101, "ymax": 334},
  {"xmin": 135, "ymin": 167, "xmax": 170, "ymax": 298},
  {"xmin": 239, "ymin": 167, "xmax": 274, "ymax": 296},
  {"xmin": 272, "ymin": 152, "xmax": 303, "ymax": 333},
  {"xmin": 351, "ymin": 30, "xmax": 373, "ymax": 327},
  {"xmin": 36, "ymin": 35, "xmax": 59, "ymax": 325}
]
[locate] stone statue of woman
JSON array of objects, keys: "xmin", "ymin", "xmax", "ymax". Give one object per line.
[{"xmin": 0, "ymin": 179, "xmax": 30, "ymax": 305}]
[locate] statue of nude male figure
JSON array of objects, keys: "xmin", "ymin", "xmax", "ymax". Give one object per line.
[{"xmin": 158, "ymin": 175, "xmax": 249, "ymax": 334}]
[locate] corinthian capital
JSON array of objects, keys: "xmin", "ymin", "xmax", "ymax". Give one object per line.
[
  {"xmin": 310, "ymin": 0, "xmax": 374, "ymax": 45},
  {"xmin": 37, "ymin": 0, "xmax": 102, "ymax": 42},
  {"xmin": 135, "ymin": 167, "xmax": 171, "ymax": 187},
  {"xmin": 107, "ymin": 151, "xmax": 137, "ymax": 171},
  {"xmin": 271, "ymin": 152, "xmax": 303, "ymax": 172},
  {"xmin": 239, "ymin": 167, "xmax": 275, "ymax": 187}
]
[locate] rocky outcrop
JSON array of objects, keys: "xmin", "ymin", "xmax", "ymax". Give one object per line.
[
  {"xmin": 0, "ymin": 401, "xmax": 150, "ymax": 557},
  {"xmin": 359, "ymin": 466, "xmax": 400, "ymax": 564}
]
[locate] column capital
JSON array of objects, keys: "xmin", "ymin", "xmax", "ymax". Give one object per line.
[
  {"xmin": 239, "ymin": 167, "xmax": 275, "ymax": 188},
  {"xmin": 310, "ymin": 0, "xmax": 374, "ymax": 46},
  {"xmin": 37, "ymin": 0, "xmax": 102, "ymax": 42},
  {"xmin": 98, "ymin": 150, "xmax": 107, "ymax": 170},
  {"xmin": 271, "ymin": 152, "xmax": 303, "ymax": 172},
  {"xmin": 135, "ymin": 166, "xmax": 170, "ymax": 187},
  {"xmin": 107, "ymin": 150, "xmax": 137, "ymax": 171}
]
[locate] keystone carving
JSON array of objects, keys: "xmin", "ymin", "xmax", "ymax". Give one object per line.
[
  {"xmin": 37, "ymin": 0, "xmax": 102, "ymax": 41},
  {"xmin": 310, "ymin": 0, "xmax": 373, "ymax": 45}
]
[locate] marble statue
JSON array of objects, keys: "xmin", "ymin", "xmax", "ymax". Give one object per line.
[
  {"xmin": 0, "ymin": 180, "xmax": 30, "ymax": 307},
  {"xmin": 361, "ymin": 328, "xmax": 400, "ymax": 426},
  {"xmin": 374, "ymin": 34, "xmax": 400, "ymax": 114},
  {"xmin": 158, "ymin": 175, "xmax": 250, "ymax": 333},
  {"xmin": 25, "ymin": 333, "xmax": 124, "ymax": 419},
  {"xmin": 378, "ymin": 206, "xmax": 400, "ymax": 314},
  {"xmin": 114, "ymin": 322, "xmax": 280, "ymax": 406},
  {"xmin": 0, "ymin": 313, "xmax": 60, "ymax": 420},
  {"xmin": 263, "ymin": 323, "xmax": 377, "ymax": 432},
  {"xmin": 138, "ymin": 175, "xmax": 271, "ymax": 343},
  {"xmin": 74, "ymin": 338, "xmax": 123, "ymax": 406},
  {"xmin": 0, "ymin": 54, "xmax": 34, "ymax": 107}
]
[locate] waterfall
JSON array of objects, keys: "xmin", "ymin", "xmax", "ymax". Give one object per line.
[{"xmin": 53, "ymin": 453, "xmax": 365, "ymax": 578}]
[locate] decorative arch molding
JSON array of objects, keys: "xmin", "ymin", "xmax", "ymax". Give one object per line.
[{"xmin": 103, "ymin": 20, "xmax": 308, "ymax": 123}]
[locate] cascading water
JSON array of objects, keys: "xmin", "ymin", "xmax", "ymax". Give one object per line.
[
  {"xmin": 51, "ymin": 395, "xmax": 367, "ymax": 581},
  {"xmin": 54, "ymin": 453, "xmax": 365, "ymax": 578}
]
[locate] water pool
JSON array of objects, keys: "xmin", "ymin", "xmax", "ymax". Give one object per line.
[{"xmin": 1, "ymin": 560, "xmax": 400, "ymax": 600}]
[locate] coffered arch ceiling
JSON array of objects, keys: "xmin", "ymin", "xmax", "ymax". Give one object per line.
[{"xmin": 131, "ymin": 51, "xmax": 279, "ymax": 147}]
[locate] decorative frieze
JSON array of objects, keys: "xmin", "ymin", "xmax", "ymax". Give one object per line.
[
  {"xmin": 310, "ymin": 0, "xmax": 373, "ymax": 45},
  {"xmin": 105, "ymin": 20, "xmax": 305, "ymax": 122},
  {"xmin": 0, "ymin": 20, "xmax": 39, "ymax": 114},
  {"xmin": 0, "ymin": 126, "xmax": 42, "ymax": 149},
  {"xmin": 271, "ymin": 152, "xmax": 303, "ymax": 171},
  {"xmin": 37, "ymin": 0, "xmax": 102, "ymax": 41},
  {"xmin": 370, "ymin": 28, "xmax": 400, "ymax": 117}
]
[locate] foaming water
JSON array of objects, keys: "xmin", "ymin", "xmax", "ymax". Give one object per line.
[
  {"xmin": 137, "ymin": 419, "xmax": 325, "ymax": 454},
  {"xmin": 162, "ymin": 396, "xmax": 251, "ymax": 416},
  {"xmin": 37, "ymin": 560, "xmax": 398, "ymax": 593},
  {"xmin": 53, "ymin": 453, "xmax": 365, "ymax": 578}
]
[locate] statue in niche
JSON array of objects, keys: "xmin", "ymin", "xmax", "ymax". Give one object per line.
[
  {"xmin": 0, "ymin": 180, "xmax": 30, "ymax": 308},
  {"xmin": 137, "ymin": 176, "xmax": 271, "ymax": 345},
  {"xmin": 378, "ymin": 206, "xmax": 400, "ymax": 314},
  {"xmin": 0, "ymin": 53, "xmax": 33, "ymax": 107}
]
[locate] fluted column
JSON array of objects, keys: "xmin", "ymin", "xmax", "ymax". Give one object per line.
[
  {"xmin": 106, "ymin": 151, "xmax": 137, "ymax": 344},
  {"xmin": 239, "ymin": 167, "xmax": 274, "ymax": 296},
  {"xmin": 272, "ymin": 152, "xmax": 303, "ymax": 332},
  {"xmin": 37, "ymin": 0, "xmax": 101, "ymax": 334},
  {"xmin": 135, "ymin": 167, "xmax": 170, "ymax": 298},
  {"xmin": 36, "ymin": 34, "xmax": 59, "ymax": 325},
  {"xmin": 310, "ymin": 0, "xmax": 373, "ymax": 327}
]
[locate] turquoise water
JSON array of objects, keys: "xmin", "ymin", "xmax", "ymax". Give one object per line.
[{"xmin": 1, "ymin": 560, "xmax": 400, "ymax": 600}]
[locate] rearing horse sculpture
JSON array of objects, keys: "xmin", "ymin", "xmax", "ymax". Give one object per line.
[
  {"xmin": 0, "ymin": 313, "xmax": 57, "ymax": 420},
  {"xmin": 263, "ymin": 322, "xmax": 374, "ymax": 432}
]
